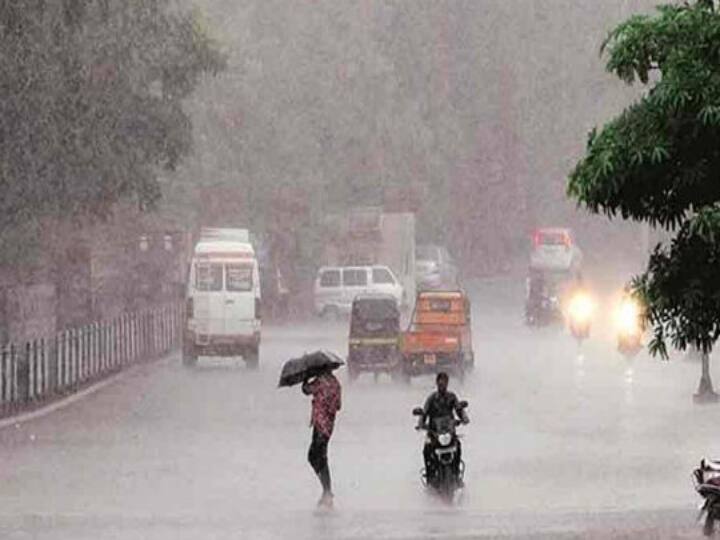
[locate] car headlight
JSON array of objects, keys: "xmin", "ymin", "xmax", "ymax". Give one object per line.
[{"xmin": 438, "ymin": 433, "xmax": 452, "ymax": 446}]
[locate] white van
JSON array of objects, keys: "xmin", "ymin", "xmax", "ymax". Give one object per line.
[
  {"xmin": 184, "ymin": 231, "xmax": 261, "ymax": 368},
  {"xmin": 314, "ymin": 265, "xmax": 403, "ymax": 317}
]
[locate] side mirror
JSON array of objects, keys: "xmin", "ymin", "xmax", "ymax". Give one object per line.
[
  {"xmin": 459, "ymin": 400, "xmax": 469, "ymax": 409},
  {"xmin": 412, "ymin": 407, "xmax": 424, "ymax": 416}
]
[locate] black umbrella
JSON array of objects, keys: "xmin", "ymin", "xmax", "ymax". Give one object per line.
[{"xmin": 278, "ymin": 350, "xmax": 344, "ymax": 388}]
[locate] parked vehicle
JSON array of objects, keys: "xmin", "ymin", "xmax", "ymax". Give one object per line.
[
  {"xmin": 416, "ymin": 245, "xmax": 458, "ymax": 290},
  {"xmin": 412, "ymin": 401, "xmax": 469, "ymax": 502},
  {"xmin": 183, "ymin": 228, "xmax": 261, "ymax": 368},
  {"xmin": 314, "ymin": 265, "xmax": 403, "ymax": 318},
  {"xmin": 529, "ymin": 228, "xmax": 583, "ymax": 275},
  {"xmin": 400, "ymin": 290, "xmax": 474, "ymax": 380},
  {"xmin": 347, "ymin": 294, "xmax": 402, "ymax": 382},
  {"xmin": 693, "ymin": 458, "xmax": 720, "ymax": 536}
]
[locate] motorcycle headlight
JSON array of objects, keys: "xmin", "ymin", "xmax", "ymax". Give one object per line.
[
  {"xmin": 438, "ymin": 433, "xmax": 452, "ymax": 446},
  {"xmin": 615, "ymin": 299, "xmax": 641, "ymax": 336},
  {"xmin": 568, "ymin": 293, "xmax": 594, "ymax": 323}
]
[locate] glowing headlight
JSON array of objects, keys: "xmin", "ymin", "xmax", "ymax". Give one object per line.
[
  {"xmin": 438, "ymin": 433, "xmax": 452, "ymax": 446},
  {"xmin": 568, "ymin": 293, "xmax": 594, "ymax": 323},
  {"xmin": 615, "ymin": 299, "xmax": 641, "ymax": 335}
]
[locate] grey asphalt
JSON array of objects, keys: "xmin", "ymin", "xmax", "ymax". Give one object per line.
[{"xmin": 0, "ymin": 278, "xmax": 717, "ymax": 539}]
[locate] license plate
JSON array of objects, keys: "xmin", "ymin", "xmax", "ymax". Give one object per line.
[{"xmin": 424, "ymin": 354, "xmax": 436, "ymax": 365}]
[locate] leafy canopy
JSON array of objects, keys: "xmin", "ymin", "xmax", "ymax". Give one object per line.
[
  {"xmin": 568, "ymin": 0, "xmax": 720, "ymax": 356},
  {"xmin": 0, "ymin": 1, "xmax": 225, "ymax": 234}
]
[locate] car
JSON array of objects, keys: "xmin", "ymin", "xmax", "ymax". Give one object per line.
[
  {"xmin": 314, "ymin": 265, "xmax": 404, "ymax": 318},
  {"xmin": 415, "ymin": 245, "xmax": 458, "ymax": 290},
  {"xmin": 529, "ymin": 228, "xmax": 583, "ymax": 275}
]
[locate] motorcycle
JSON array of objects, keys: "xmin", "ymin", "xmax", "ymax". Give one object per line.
[
  {"xmin": 615, "ymin": 297, "xmax": 643, "ymax": 358},
  {"xmin": 693, "ymin": 458, "xmax": 720, "ymax": 536},
  {"xmin": 567, "ymin": 291, "xmax": 594, "ymax": 344},
  {"xmin": 525, "ymin": 295, "xmax": 562, "ymax": 327},
  {"xmin": 412, "ymin": 401, "xmax": 468, "ymax": 503}
]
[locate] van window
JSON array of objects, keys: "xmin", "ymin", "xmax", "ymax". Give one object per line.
[
  {"xmin": 343, "ymin": 269, "xmax": 367, "ymax": 287},
  {"xmin": 226, "ymin": 264, "xmax": 253, "ymax": 292},
  {"xmin": 372, "ymin": 268, "xmax": 395, "ymax": 285},
  {"xmin": 320, "ymin": 269, "xmax": 341, "ymax": 288},
  {"xmin": 195, "ymin": 263, "xmax": 223, "ymax": 291}
]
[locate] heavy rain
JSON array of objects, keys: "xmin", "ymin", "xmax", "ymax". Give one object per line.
[{"xmin": 1, "ymin": 1, "xmax": 720, "ymax": 539}]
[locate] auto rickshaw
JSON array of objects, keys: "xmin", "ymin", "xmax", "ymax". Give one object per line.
[
  {"xmin": 400, "ymin": 290, "xmax": 474, "ymax": 381},
  {"xmin": 347, "ymin": 294, "xmax": 402, "ymax": 382}
]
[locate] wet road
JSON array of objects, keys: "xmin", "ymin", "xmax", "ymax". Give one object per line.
[{"xmin": 1, "ymin": 278, "xmax": 718, "ymax": 539}]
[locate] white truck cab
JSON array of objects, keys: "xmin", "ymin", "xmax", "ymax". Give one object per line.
[{"xmin": 183, "ymin": 229, "xmax": 261, "ymax": 368}]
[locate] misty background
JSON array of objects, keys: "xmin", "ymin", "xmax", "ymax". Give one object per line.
[{"xmin": 169, "ymin": 0, "xmax": 655, "ymax": 282}]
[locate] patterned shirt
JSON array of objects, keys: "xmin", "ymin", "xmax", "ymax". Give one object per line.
[{"xmin": 304, "ymin": 373, "xmax": 342, "ymax": 437}]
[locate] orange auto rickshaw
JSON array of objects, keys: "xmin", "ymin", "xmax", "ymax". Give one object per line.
[{"xmin": 400, "ymin": 290, "xmax": 474, "ymax": 380}]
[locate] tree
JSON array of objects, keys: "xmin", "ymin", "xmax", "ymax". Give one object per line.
[
  {"xmin": 568, "ymin": 0, "xmax": 720, "ymax": 400},
  {"xmin": 0, "ymin": 1, "xmax": 225, "ymax": 264}
]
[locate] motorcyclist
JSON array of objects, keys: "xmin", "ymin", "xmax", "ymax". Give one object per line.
[
  {"xmin": 416, "ymin": 372, "xmax": 469, "ymax": 482},
  {"xmin": 525, "ymin": 269, "xmax": 547, "ymax": 323}
]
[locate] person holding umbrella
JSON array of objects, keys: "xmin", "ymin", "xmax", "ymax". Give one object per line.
[
  {"xmin": 278, "ymin": 350, "xmax": 343, "ymax": 508},
  {"xmin": 302, "ymin": 367, "xmax": 341, "ymax": 507}
]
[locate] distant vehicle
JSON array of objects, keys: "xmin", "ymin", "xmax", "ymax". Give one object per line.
[
  {"xmin": 400, "ymin": 290, "xmax": 474, "ymax": 380},
  {"xmin": 529, "ymin": 228, "xmax": 582, "ymax": 276},
  {"xmin": 415, "ymin": 245, "xmax": 458, "ymax": 290},
  {"xmin": 347, "ymin": 294, "xmax": 402, "ymax": 381},
  {"xmin": 566, "ymin": 289, "xmax": 594, "ymax": 345},
  {"xmin": 314, "ymin": 265, "xmax": 403, "ymax": 318},
  {"xmin": 524, "ymin": 269, "xmax": 568, "ymax": 326},
  {"xmin": 322, "ymin": 208, "xmax": 416, "ymax": 309},
  {"xmin": 183, "ymin": 228, "xmax": 261, "ymax": 368},
  {"xmin": 615, "ymin": 294, "xmax": 644, "ymax": 358}
]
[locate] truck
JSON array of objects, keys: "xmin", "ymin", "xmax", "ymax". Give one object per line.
[{"xmin": 323, "ymin": 207, "xmax": 416, "ymax": 309}]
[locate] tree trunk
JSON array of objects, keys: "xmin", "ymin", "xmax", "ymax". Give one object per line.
[{"xmin": 694, "ymin": 352, "xmax": 718, "ymax": 403}]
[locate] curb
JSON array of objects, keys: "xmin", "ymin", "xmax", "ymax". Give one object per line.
[{"xmin": 0, "ymin": 363, "xmax": 140, "ymax": 431}]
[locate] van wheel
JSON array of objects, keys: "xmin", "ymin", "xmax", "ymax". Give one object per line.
[{"xmin": 246, "ymin": 347, "xmax": 260, "ymax": 370}]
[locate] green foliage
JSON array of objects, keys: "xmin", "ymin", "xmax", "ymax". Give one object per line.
[
  {"xmin": 568, "ymin": 0, "xmax": 720, "ymax": 355},
  {"xmin": 0, "ymin": 1, "xmax": 225, "ymax": 237}
]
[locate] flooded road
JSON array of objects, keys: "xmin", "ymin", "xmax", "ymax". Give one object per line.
[{"xmin": 0, "ymin": 278, "xmax": 716, "ymax": 539}]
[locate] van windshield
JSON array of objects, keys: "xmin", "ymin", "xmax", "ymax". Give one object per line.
[{"xmin": 226, "ymin": 264, "xmax": 253, "ymax": 292}]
